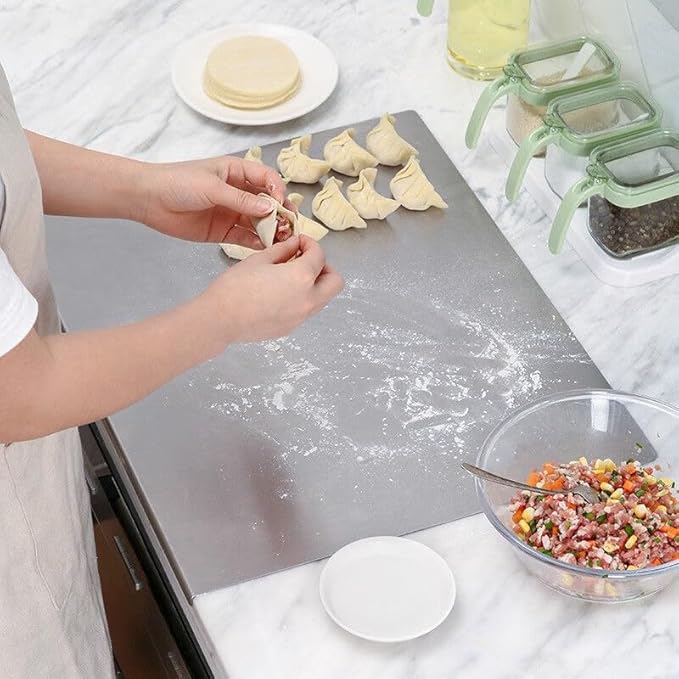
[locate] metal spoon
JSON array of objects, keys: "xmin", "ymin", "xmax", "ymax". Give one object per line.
[{"xmin": 462, "ymin": 463, "xmax": 600, "ymax": 505}]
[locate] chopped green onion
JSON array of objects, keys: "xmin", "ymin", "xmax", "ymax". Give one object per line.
[
  {"xmin": 584, "ymin": 512, "xmax": 595, "ymax": 520},
  {"xmin": 529, "ymin": 520, "xmax": 537, "ymax": 532},
  {"xmin": 624, "ymin": 525, "xmax": 634, "ymax": 537},
  {"xmin": 611, "ymin": 470, "xmax": 619, "ymax": 480},
  {"xmin": 635, "ymin": 489, "xmax": 645, "ymax": 497},
  {"xmin": 674, "ymin": 536, "xmax": 679, "ymax": 544},
  {"xmin": 596, "ymin": 514, "xmax": 607, "ymax": 525},
  {"xmin": 635, "ymin": 442, "xmax": 643, "ymax": 450},
  {"xmin": 654, "ymin": 537, "xmax": 662, "ymax": 544},
  {"xmin": 538, "ymin": 548, "xmax": 553, "ymax": 556},
  {"xmin": 544, "ymin": 520, "xmax": 553, "ymax": 531},
  {"xmin": 626, "ymin": 458, "xmax": 635, "ymax": 464},
  {"xmin": 564, "ymin": 520, "xmax": 571, "ymax": 530},
  {"xmin": 536, "ymin": 495, "xmax": 545, "ymax": 501}
]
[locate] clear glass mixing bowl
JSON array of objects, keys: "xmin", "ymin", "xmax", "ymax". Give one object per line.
[{"xmin": 476, "ymin": 389, "xmax": 679, "ymax": 602}]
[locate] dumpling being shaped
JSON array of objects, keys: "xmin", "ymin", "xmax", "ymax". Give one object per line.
[
  {"xmin": 389, "ymin": 156, "xmax": 448, "ymax": 211},
  {"xmin": 366, "ymin": 114, "xmax": 418, "ymax": 166},
  {"xmin": 312, "ymin": 177, "xmax": 367, "ymax": 231},
  {"xmin": 253, "ymin": 193, "xmax": 300, "ymax": 247},
  {"xmin": 287, "ymin": 193, "xmax": 328, "ymax": 240},
  {"xmin": 243, "ymin": 146, "xmax": 263, "ymax": 163},
  {"xmin": 323, "ymin": 128, "xmax": 378, "ymax": 177},
  {"xmin": 220, "ymin": 242, "xmax": 259, "ymax": 261},
  {"xmin": 277, "ymin": 135, "xmax": 331, "ymax": 184},
  {"xmin": 347, "ymin": 168, "xmax": 400, "ymax": 220}
]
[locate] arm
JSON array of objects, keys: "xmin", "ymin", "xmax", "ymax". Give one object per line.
[{"xmin": 0, "ymin": 236, "xmax": 343, "ymax": 443}]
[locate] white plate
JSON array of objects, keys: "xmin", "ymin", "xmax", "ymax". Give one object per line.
[
  {"xmin": 172, "ymin": 24, "xmax": 338, "ymax": 126},
  {"xmin": 319, "ymin": 536, "xmax": 456, "ymax": 643}
]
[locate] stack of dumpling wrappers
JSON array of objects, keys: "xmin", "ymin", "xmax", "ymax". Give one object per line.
[{"xmin": 222, "ymin": 114, "xmax": 447, "ymax": 260}]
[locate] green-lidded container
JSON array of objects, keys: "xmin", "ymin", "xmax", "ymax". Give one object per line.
[
  {"xmin": 465, "ymin": 37, "xmax": 620, "ymax": 152},
  {"xmin": 549, "ymin": 130, "xmax": 679, "ymax": 257},
  {"xmin": 505, "ymin": 82, "xmax": 662, "ymax": 202}
]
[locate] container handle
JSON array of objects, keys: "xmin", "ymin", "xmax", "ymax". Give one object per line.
[
  {"xmin": 505, "ymin": 125, "xmax": 559, "ymax": 202},
  {"xmin": 549, "ymin": 176, "xmax": 601, "ymax": 254},
  {"xmin": 465, "ymin": 76, "xmax": 513, "ymax": 149}
]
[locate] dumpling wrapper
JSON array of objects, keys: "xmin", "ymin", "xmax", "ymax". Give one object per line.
[
  {"xmin": 253, "ymin": 193, "xmax": 300, "ymax": 247},
  {"xmin": 312, "ymin": 177, "xmax": 367, "ymax": 231},
  {"xmin": 288, "ymin": 192, "xmax": 328, "ymax": 240},
  {"xmin": 244, "ymin": 146, "xmax": 263, "ymax": 163},
  {"xmin": 347, "ymin": 168, "xmax": 400, "ymax": 220},
  {"xmin": 277, "ymin": 135, "xmax": 331, "ymax": 184},
  {"xmin": 323, "ymin": 128, "xmax": 378, "ymax": 177},
  {"xmin": 390, "ymin": 156, "xmax": 448, "ymax": 211},
  {"xmin": 366, "ymin": 114, "xmax": 418, "ymax": 166},
  {"xmin": 221, "ymin": 193, "xmax": 326, "ymax": 261}
]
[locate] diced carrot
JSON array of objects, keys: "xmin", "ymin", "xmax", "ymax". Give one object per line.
[
  {"xmin": 526, "ymin": 471, "xmax": 541, "ymax": 487},
  {"xmin": 552, "ymin": 527, "xmax": 558, "ymax": 537},
  {"xmin": 652, "ymin": 559, "xmax": 662, "ymax": 565},
  {"xmin": 624, "ymin": 463, "xmax": 637, "ymax": 475},
  {"xmin": 512, "ymin": 508, "xmax": 524, "ymax": 524},
  {"xmin": 623, "ymin": 480, "xmax": 635, "ymax": 493},
  {"xmin": 551, "ymin": 477, "xmax": 566, "ymax": 490},
  {"xmin": 577, "ymin": 551, "xmax": 586, "ymax": 560},
  {"xmin": 567, "ymin": 501, "xmax": 577, "ymax": 510},
  {"xmin": 543, "ymin": 463, "xmax": 557, "ymax": 474},
  {"xmin": 666, "ymin": 526, "xmax": 679, "ymax": 540},
  {"xmin": 673, "ymin": 553, "xmax": 679, "ymax": 561}
]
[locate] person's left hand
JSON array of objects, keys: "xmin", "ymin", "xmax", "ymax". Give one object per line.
[{"xmin": 135, "ymin": 156, "xmax": 290, "ymax": 248}]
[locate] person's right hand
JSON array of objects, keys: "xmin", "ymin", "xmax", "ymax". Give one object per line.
[{"xmin": 203, "ymin": 235, "xmax": 344, "ymax": 346}]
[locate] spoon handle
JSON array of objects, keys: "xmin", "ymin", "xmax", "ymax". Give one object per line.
[{"xmin": 462, "ymin": 463, "xmax": 551, "ymax": 496}]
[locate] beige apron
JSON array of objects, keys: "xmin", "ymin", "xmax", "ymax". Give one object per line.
[{"xmin": 0, "ymin": 66, "xmax": 114, "ymax": 678}]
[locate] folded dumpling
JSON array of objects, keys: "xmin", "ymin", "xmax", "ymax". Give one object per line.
[
  {"xmin": 366, "ymin": 114, "xmax": 418, "ymax": 166},
  {"xmin": 288, "ymin": 192, "xmax": 328, "ymax": 240},
  {"xmin": 347, "ymin": 168, "xmax": 400, "ymax": 220},
  {"xmin": 220, "ymin": 242, "xmax": 260, "ymax": 261},
  {"xmin": 243, "ymin": 146, "xmax": 263, "ymax": 163},
  {"xmin": 390, "ymin": 157, "xmax": 448, "ymax": 211},
  {"xmin": 312, "ymin": 177, "xmax": 367, "ymax": 231},
  {"xmin": 323, "ymin": 128, "xmax": 378, "ymax": 177},
  {"xmin": 277, "ymin": 135, "xmax": 331, "ymax": 184},
  {"xmin": 253, "ymin": 193, "xmax": 300, "ymax": 247}
]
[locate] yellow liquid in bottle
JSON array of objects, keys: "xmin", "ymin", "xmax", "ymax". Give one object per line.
[{"xmin": 447, "ymin": 0, "xmax": 530, "ymax": 80}]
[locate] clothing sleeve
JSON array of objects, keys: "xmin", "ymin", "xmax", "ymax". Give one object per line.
[{"xmin": 0, "ymin": 246, "xmax": 38, "ymax": 357}]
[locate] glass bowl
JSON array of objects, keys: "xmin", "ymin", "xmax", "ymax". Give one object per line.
[{"xmin": 475, "ymin": 389, "xmax": 679, "ymax": 602}]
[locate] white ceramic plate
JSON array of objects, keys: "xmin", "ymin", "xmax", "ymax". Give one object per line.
[
  {"xmin": 319, "ymin": 536, "xmax": 456, "ymax": 643},
  {"xmin": 172, "ymin": 24, "xmax": 338, "ymax": 126}
]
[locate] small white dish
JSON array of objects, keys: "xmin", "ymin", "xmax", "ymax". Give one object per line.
[
  {"xmin": 319, "ymin": 536, "xmax": 456, "ymax": 643},
  {"xmin": 172, "ymin": 23, "xmax": 338, "ymax": 126}
]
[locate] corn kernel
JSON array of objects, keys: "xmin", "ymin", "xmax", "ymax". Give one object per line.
[
  {"xmin": 658, "ymin": 489, "xmax": 670, "ymax": 498},
  {"xmin": 633, "ymin": 504, "xmax": 647, "ymax": 518},
  {"xmin": 610, "ymin": 488, "xmax": 624, "ymax": 500},
  {"xmin": 594, "ymin": 458, "xmax": 604, "ymax": 470},
  {"xmin": 536, "ymin": 481, "xmax": 545, "ymax": 489},
  {"xmin": 604, "ymin": 458, "xmax": 616, "ymax": 472},
  {"xmin": 600, "ymin": 482, "xmax": 614, "ymax": 493},
  {"xmin": 646, "ymin": 475, "xmax": 658, "ymax": 485},
  {"xmin": 624, "ymin": 534, "xmax": 638, "ymax": 550},
  {"xmin": 627, "ymin": 565, "xmax": 638, "ymax": 571},
  {"xmin": 518, "ymin": 519, "xmax": 531, "ymax": 534},
  {"xmin": 657, "ymin": 505, "xmax": 668, "ymax": 514},
  {"xmin": 603, "ymin": 540, "xmax": 619, "ymax": 554},
  {"xmin": 521, "ymin": 507, "xmax": 535, "ymax": 522},
  {"xmin": 607, "ymin": 498, "xmax": 620, "ymax": 505},
  {"xmin": 660, "ymin": 477, "xmax": 674, "ymax": 487},
  {"xmin": 578, "ymin": 456, "xmax": 588, "ymax": 466}
]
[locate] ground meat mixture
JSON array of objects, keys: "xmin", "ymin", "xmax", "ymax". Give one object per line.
[
  {"xmin": 274, "ymin": 213, "xmax": 294, "ymax": 243},
  {"xmin": 509, "ymin": 458, "xmax": 679, "ymax": 571}
]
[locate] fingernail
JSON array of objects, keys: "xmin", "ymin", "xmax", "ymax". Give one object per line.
[{"xmin": 256, "ymin": 197, "xmax": 273, "ymax": 212}]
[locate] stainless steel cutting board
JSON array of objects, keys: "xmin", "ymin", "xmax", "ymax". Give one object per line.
[{"xmin": 46, "ymin": 111, "xmax": 607, "ymax": 598}]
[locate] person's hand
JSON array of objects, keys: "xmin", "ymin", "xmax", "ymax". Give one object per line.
[
  {"xmin": 202, "ymin": 235, "xmax": 344, "ymax": 345},
  {"xmin": 135, "ymin": 156, "xmax": 291, "ymax": 248}
]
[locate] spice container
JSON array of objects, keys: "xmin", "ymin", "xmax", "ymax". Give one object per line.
[
  {"xmin": 505, "ymin": 82, "xmax": 661, "ymax": 202},
  {"xmin": 465, "ymin": 37, "xmax": 620, "ymax": 152},
  {"xmin": 549, "ymin": 130, "xmax": 679, "ymax": 257}
]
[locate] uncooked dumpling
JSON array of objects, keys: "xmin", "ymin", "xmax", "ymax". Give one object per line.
[
  {"xmin": 220, "ymin": 242, "xmax": 259, "ymax": 261},
  {"xmin": 254, "ymin": 193, "xmax": 300, "ymax": 247},
  {"xmin": 347, "ymin": 168, "xmax": 400, "ymax": 220},
  {"xmin": 390, "ymin": 157, "xmax": 448, "ymax": 211},
  {"xmin": 312, "ymin": 177, "xmax": 367, "ymax": 231},
  {"xmin": 277, "ymin": 135, "xmax": 331, "ymax": 184},
  {"xmin": 323, "ymin": 128, "xmax": 378, "ymax": 177},
  {"xmin": 243, "ymin": 146, "xmax": 263, "ymax": 163},
  {"xmin": 366, "ymin": 114, "xmax": 418, "ymax": 166},
  {"xmin": 288, "ymin": 193, "xmax": 328, "ymax": 240}
]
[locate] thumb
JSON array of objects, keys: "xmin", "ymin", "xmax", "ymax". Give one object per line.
[
  {"xmin": 254, "ymin": 235, "xmax": 300, "ymax": 264},
  {"xmin": 208, "ymin": 178, "xmax": 274, "ymax": 218}
]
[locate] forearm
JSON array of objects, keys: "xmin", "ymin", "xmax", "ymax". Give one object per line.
[
  {"xmin": 25, "ymin": 130, "xmax": 146, "ymax": 220},
  {"xmin": 0, "ymin": 293, "xmax": 225, "ymax": 443}
]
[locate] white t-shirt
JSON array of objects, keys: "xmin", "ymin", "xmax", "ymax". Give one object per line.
[{"xmin": 0, "ymin": 178, "xmax": 38, "ymax": 357}]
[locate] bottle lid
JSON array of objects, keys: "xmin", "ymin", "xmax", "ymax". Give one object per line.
[
  {"xmin": 549, "ymin": 130, "xmax": 679, "ymax": 254},
  {"xmin": 465, "ymin": 37, "xmax": 620, "ymax": 149},
  {"xmin": 506, "ymin": 82, "xmax": 662, "ymax": 201}
]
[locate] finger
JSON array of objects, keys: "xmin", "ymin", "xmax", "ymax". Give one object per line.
[
  {"xmin": 291, "ymin": 235, "xmax": 326, "ymax": 279},
  {"xmin": 235, "ymin": 160, "xmax": 287, "ymax": 204},
  {"xmin": 223, "ymin": 224, "xmax": 263, "ymax": 250},
  {"xmin": 311, "ymin": 268, "xmax": 345, "ymax": 310},
  {"xmin": 208, "ymin": 178, "xmax": 275, "ymax": 218},
  {"xmin": 252, "ymin": 235, "xmax": 301, "ymax": 264}
]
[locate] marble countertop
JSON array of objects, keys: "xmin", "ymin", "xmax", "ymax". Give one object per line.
[{"xmin": 3, "ymin": 1, "xmax": 679, "ymax": 678}]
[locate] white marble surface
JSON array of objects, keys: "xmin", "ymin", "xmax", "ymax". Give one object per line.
[{"xmin": 3, "ymin": 1, "xmax": 679, "ymax": 678}]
